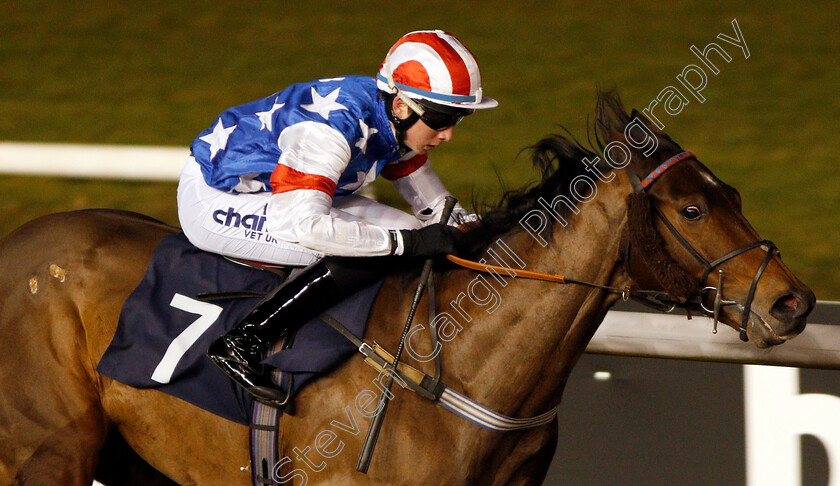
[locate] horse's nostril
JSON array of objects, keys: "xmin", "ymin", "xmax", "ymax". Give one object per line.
[
  {"xmin": 777, "ymin": 295, "xmax": 800, "ymax": 311},
  {"xmin": 770, "ymin": 290, "xmax": 815, "ymax": 321}
]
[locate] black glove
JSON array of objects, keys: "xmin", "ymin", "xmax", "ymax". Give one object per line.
[{"xmin": 398, "ymin": 224, "xmax": 465, "ymax": 258}]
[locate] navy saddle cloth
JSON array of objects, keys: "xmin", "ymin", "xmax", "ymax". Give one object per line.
[{"xmin": 97, "ymin": 232, "xmax": 381, "ymax": 425}]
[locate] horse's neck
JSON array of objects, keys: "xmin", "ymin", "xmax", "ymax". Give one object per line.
[{"xmin": 443, "ymin": 180, "xmax": 632, "ymax": 418}]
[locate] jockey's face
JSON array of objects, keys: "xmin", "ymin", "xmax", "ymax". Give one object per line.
[
  {"xmin": 392, "ymin": 98, "xmax": 455, "ymax": 155},
  {"xmin": 404, "ymin": 118, "xmax": 454, "ymax": 154}
]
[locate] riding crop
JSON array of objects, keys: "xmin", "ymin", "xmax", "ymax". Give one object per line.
[{"xmin": 356, "ymin": 195, "xmax": 458, "ymax": 473}]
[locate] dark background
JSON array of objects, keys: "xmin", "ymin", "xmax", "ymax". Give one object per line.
[{"xmin": 546, "ymin": 301, "xmax": 840, "ymax": 485}]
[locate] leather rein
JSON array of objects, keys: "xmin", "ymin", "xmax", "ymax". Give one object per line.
[
  {"xmin": 447, "ymin": 151, "xmax": 779, "ymax": 342},
  {"xmin": 322, "ymin": 151, "xmax": 779, "ymax": 436}
]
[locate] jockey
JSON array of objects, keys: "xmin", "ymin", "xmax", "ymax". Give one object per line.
[{"xmin": 177, "ymin": 30, "xmax": 497, "ymax": 405}]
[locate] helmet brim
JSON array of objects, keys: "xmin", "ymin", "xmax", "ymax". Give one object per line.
[
  {"xmin": 430, "ymin": 96, "xmax": 498, "ymax": 111},
  {"xmin": 376, "ymin": 76, "xmax": 498, "ymax": 111}
]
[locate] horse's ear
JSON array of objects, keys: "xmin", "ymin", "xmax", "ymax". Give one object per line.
[
  {"xmin": 596, "ymin": 120, "xmax": 625, "ymax": 145},
  {"xmin": 630, "ymin": 109, "xmax": 665, "ymax": 135}
]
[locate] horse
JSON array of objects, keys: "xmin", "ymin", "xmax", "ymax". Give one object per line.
[{"xmin": 0, "ymin": 91, "xmax": 814, "ymax": 485}]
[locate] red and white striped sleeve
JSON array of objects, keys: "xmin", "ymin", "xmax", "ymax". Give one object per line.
[
  {"xmin": 385, "ymin": 152, "xmax": 473, "ymax": 226},
  {"xmin": 266, "ymin": 121, "xmax": 400, "ymax": 256}
]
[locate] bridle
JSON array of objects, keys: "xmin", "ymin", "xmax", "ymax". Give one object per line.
[
  {"xmin": 625, "ymin": 151, "xmax": 778, "ymax": 342},
  {"xmin": 318, "ymin": 151, "xmax": 782, "ymax": 438},
  {"xmin": 448, "ymin": 151, "xmax": 779, "ymax": 342}
]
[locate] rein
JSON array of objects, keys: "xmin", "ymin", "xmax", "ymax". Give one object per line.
[
  {"xmin": 448, "ymin": 151, "xmax": 778, "ymax": 342},
  {"xmin": 441, "ymin": 153, "xmax": 707, "ymax": 313},
  {"xmin": 329, "ymin": 151, "xmax": 779, "ymax": 437},
  {"xmin": 446, "ymin": 254, "xmax": 631, "ymax": 301}
]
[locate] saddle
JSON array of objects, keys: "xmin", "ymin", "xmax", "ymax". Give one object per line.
[{"xmin": 96, "ymin": 232, "xmax": 382, "ymax": 425}]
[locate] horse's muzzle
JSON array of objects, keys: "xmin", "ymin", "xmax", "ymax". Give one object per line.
[{"xmin": 769, "ymin": 287, "xmax": 815, "ymax": 336}]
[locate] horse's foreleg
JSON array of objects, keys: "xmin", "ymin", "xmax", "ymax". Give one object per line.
[
  {"xmin": 12, "ymin": 403, "xmax": 109, "ymax": 486},
  {"xmin": 0, "ymin": 299, "xmax": 113, "ymax": 484},
  {"xmin": 486, "ymin": 425, "xmax": 558, "ymax": 486},
  {"xmin": 93, "ymin": 428, "xmax": 179, "ymax": 486}
]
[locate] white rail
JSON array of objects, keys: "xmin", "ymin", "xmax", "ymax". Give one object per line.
[
  {"xmin": 0, "ymin": 142, "xmax": 185, "ymax": 181},
  {"xmin": 589, "ymin": 301, "xmax": 840, "ymax": 369},
  {"xmin": 3, "ymin": 142, "xmax": 837, "ymax": 369}
]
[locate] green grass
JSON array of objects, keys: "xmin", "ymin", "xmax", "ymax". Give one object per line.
[{"xmin": 1, "ymin": 0, "xmax": 837, "ymax": 298}]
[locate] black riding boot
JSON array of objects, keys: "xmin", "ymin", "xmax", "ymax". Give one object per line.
[{"xmin": 207, "ymin": 256, "xmax": 394, "ymax": 406}]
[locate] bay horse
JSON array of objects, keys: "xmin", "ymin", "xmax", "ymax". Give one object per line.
[{"xmin": 0, "ymin": 92, "xmax": 814, "ymax": 485}]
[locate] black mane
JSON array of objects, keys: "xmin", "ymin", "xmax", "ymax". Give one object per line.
[
  {"xmin": 464, "ymin": 90, "xmax": 682, "ymax": 252},
  {"xmin": 465, "ymin": 131, "xmax": 604, "ymax": 246}
]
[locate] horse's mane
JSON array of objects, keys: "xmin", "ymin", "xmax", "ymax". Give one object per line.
[{"xmin": 464, "ymin": 89, "xmax": 682, "ymax": 253}]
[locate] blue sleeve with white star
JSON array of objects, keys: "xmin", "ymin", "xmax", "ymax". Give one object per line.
[{"xmin": 189, "ymin": 76, "xmax": 399, "ymax": 194}]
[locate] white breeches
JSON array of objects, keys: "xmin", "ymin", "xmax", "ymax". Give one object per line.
[{"xmin": 177, "ymin": 158, "xmax": 422, "ymax": 266}]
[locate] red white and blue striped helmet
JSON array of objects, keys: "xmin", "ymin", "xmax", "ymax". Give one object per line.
[{"xmin": 377, "ymin": 30, "xmax": 498, "ymax": 111}]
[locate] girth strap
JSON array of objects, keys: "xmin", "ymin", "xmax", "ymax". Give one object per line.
[
  {"xmin": 319, "ymin": 313, "xmax": 562, "ymax": 432},
  {"xmin": 438, "ymin": 388, "xmax": 559, "ymax": 432},
  {"xmin": 250, "ymin": 402, "xmax": 282, "ymax": 485},
  {"xmin": 249, "ymin": 335, "xmax": 294, "ymax": 486}
]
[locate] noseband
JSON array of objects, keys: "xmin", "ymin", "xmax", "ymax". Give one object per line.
[
  {"xmin": 626, "ymin": 151, "xmax": 779, "ymax": 341},
  {"xmin": 446, "ymin": 151, "xmax": 779, "ymax": 342}
]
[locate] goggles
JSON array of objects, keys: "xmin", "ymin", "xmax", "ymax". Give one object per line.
[{"xmin": 415, "ymin": 107, "xmax": 474, "ymax": 131}]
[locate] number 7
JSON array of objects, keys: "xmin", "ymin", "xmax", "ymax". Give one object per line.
[{"xmin": 151, "ymin": 293, "xmax": 223, "ymax": 384}]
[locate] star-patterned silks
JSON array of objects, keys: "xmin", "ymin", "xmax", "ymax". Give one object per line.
[
  {"xmin": 199, "ymin": 119, "xmax": 237, "ymax": 161},
  {"xmin": 301, "ymin": 87, "xmax": 348, "ymax": 121},
  {"xmin": 355, "ymin": 119, "xmax": 379, "ymax": 154},
  {"xmin": 189, "ymin": 76, "xmax": 404, "ymax": 196},
  {"xmin": 339, "ymin": 163, "xmax": 379, "ymax": 192},
  {"xmin": 255, "ymin": 97, "xmax": 285, "ymax": 131}
]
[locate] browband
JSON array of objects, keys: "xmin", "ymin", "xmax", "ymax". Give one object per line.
[{"xmin": 640, "ymin": 151, "xmax": 694, "ymax": 189}]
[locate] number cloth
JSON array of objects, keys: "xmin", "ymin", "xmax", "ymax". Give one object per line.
[{"xmin": 97, "ymin": 233, "xmax": 380, "ymax": 425}]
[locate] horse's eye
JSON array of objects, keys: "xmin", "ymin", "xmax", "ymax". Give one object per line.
[{"xmin": 680, "ymin": 205, "xmax": 703, "ymax": 221}]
